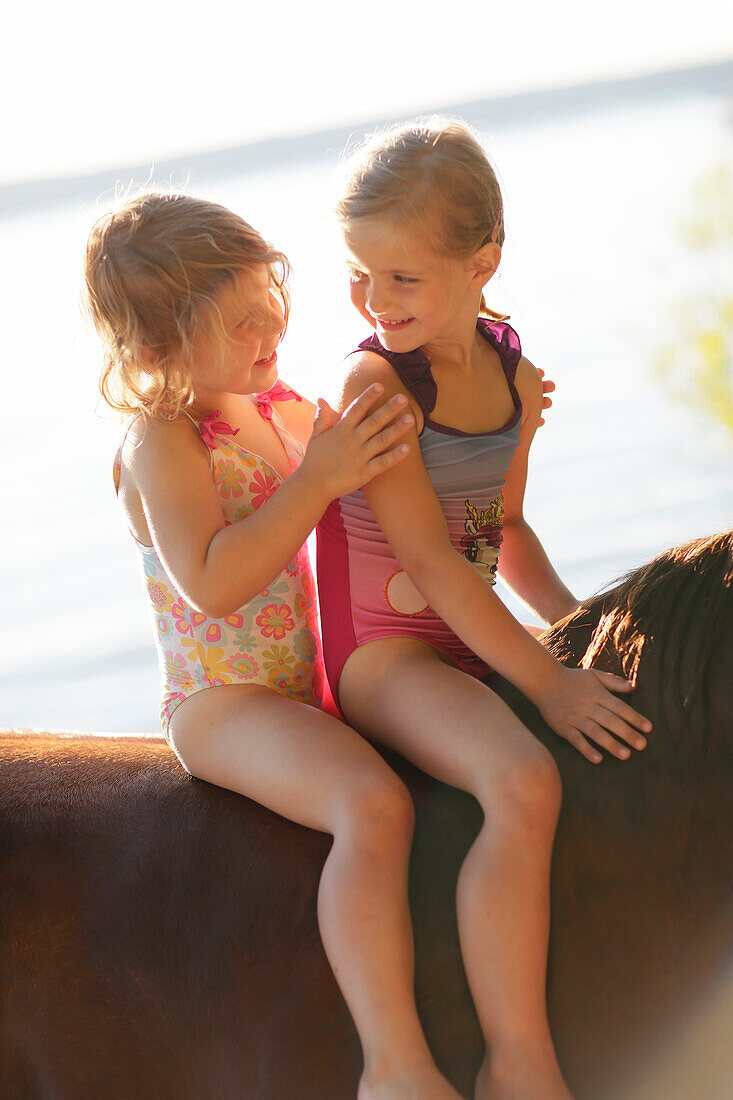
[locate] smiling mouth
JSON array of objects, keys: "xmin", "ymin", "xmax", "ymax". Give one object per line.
[
  {"xmin": 377, "ymin": 318, "xmax": 413, "ymax": 329},
  {"xmin": 255, "ymin": 351, "xmax": 277, "ymax": 366}
]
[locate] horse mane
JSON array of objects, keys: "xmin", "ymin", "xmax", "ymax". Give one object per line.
[{"xmin": 550, "ymin": 530, "xmax": 733, "ymax": 749}]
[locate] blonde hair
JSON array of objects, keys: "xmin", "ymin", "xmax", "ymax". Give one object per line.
[
  {"xmin": 336, "ymin": 117, "xmax": 507, "ymax": 321},
  {"xmin": 83, "ymin": 190, "xmax": 290, "ymax": 418}
]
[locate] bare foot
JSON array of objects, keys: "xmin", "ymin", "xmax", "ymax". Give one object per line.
[
  {"xmin": 359, "ymin": 1063, "xmax": 464, "ymax": 1100},
  {"xmin": 475, "ymin": 1052, "xmax": 574, "ymax": 1100}
]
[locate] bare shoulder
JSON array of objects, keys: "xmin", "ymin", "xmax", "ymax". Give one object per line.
[
  {"xmin": 121, "ymin": 414, "xmax": 208, "ymax": 487},
  {"xmin": 340, "ymin": 349, "xmax": 411, "ymax": 408},
  {"xmin": 515, "ymin": 355, "xmax": 543, "ymax": 397},
  {"xmin": 514, "ymin": 356, "xmax": 543, "ymax": 427}
]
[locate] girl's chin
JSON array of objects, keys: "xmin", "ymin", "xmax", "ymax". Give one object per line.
[
  {"xmin": 253, "ymin": 355, "xmax": 278, "ymax": 387},
  {"xmin": 377, "ymin": 326, "xmax": 421, "ymax": 351}
]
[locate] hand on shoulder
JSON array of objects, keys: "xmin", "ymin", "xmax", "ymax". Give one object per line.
[
  {"xmin": 514, "ymin": 357, "xmax": 546, "ymax": 436},
  {"xmin": 300, "ymin": 380, "xmax": 414, "ymax": 501},
  {"xmin": 339, "ymin": 350, "xmax": 423, "ymax": 429},
  {"xmin": 536, "ymin": 366, "xmax": 555, "ymax": 425}
]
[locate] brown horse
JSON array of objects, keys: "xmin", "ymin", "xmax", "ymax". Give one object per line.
[{"xmin": 1, "ymin": 530, "xmax": 731, "ymax": 1099}]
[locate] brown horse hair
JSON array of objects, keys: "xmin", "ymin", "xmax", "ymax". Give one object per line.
[{"xmin": 557, "ymin": 530, "xmax": 733, "ymax": 753}]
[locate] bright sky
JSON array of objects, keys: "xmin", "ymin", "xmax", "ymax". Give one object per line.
[{"xmin": 2, "ymin": 0, "xmax": 729, "ymax": 184}]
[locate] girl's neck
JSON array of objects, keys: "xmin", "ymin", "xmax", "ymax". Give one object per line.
[
  {"xmin": 190, "ymin": 390, "xmax": 250, "ymax": 420},
  {"xmin": 421, "ymin": 316, "xmax": 486, "ymax": 375}
]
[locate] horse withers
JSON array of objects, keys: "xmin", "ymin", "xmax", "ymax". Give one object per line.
[{"xmin": 1, "ymin": 530, "xmax": 731, "ymax": 1099}]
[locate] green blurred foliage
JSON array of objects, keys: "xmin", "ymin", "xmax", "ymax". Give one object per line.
[{"xmin": 655, "ymin": 165, "xmax": 733, "ymax": 434}]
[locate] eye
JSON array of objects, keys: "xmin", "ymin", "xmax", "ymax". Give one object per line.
[
  {"xmin": 236, "ymin": 298, "xmax": 270, "ymax": 330},
  {"xmin": 394, "ymin": 275, "xmax": 417, "ymax": 284},
  {"xmin": 348, "ymin": 267, "xmax": 366, "ymax": 282}
]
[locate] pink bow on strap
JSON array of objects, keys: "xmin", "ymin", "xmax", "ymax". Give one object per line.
[
  {"xmin": 255, "ymin": 380, "xmax": 303, "ymax": 422},
  {"xmin": 198, "ymin": 411, "xmax": 239, "ymax": 451}
]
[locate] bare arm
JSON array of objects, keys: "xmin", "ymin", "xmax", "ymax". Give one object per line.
[
  {"xmin": 498, "ymin": 357, "xmax": 578, "ymax": 625},
  {"xmin": 126, "ymin": 386, "xmax": 412, "ymax": 618},
  {"xmin": 338, "ymin": 357, "xmax": 564, "ymax": 699},
  {"xmin": 337, "ymin": 353, "xmax": 651, "ymax": 762}
]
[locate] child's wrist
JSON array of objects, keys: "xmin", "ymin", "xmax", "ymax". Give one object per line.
[
  {"xmin": 294, "ymin": 459, "xmax": 335, "ymax": 514},
  {"xmin": 547, "ymin": 594, "xmax": 581, "ymax": 625},
  {"xmin": 513, "ymin": 646, "xmax": 567, "ymax": 706}
]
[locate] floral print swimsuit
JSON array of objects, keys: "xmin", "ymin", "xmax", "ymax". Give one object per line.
[{"xmin": 113, "ymin": 382, "xmax": 324, "ymax": 739}]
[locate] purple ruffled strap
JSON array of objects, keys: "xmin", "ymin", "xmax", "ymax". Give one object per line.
[
  {"xmin": 357, "ymin": 333, "xmax": 437, "ymax": 419},
  {"xmin": 355, "ymin": 320, "xmax": 522, "ymax": 412},
  {"xmin": 478, "ymin": 319, "xmax": 522, "ymax": 382}
]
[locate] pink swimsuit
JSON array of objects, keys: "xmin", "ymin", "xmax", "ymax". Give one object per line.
[
  {"xmin": 316, "ymin": 319, "xmax": 523, "ymax": 709},
  {"xmin": 114, "ymin": 382, "xmax": 324, "ymax": 738}
]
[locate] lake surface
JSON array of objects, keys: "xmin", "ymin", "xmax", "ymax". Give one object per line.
[{"xmin": 1, "ymin": 77, "xmax": 731, "ymax": 733}]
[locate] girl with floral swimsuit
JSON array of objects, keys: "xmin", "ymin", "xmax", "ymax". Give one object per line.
[{"xmin": 84, "ymin": 190, "xmax": 471, "ymax": 1099}]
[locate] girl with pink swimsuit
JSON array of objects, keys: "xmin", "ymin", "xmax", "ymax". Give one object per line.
[{"xmin": 317, "ymin": 119, "xmax": 652, "ymax": 1100}]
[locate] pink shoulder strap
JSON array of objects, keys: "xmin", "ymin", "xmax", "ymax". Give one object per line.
[{"xmin": 255, "ymin": 380, "xmax": 303, "ymax": 422}]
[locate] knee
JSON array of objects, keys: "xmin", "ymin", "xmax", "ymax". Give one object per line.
[
  {"xmin": 337, "ymin": 771, "xmax": 415, "ymax": 851},
  {"xmin": 487, "ymin": 748, "xmax": 562, "ymax": 836}
]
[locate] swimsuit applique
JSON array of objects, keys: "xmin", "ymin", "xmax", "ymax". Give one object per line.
[{"xmin": 460, "ymin": 496, "xmax": 504, "ymax": 582}]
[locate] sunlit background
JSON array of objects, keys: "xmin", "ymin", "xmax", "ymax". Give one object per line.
[
  {"xmin": 1, "ymin": 1, "xmax": 731, "ymax": 736},
  {"xmin": 1, "ymin": 3, "xmax": 732, "ymax": 1093}
]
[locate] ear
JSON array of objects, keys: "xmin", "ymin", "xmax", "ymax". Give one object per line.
[{"xmin": 469, "ymin": 242, "xmax": 501, "ymax": 291}]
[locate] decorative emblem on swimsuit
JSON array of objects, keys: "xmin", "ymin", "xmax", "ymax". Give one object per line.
[
  {"xmin": 384, "ymin": 571, "xmax": 430, "ymax": 616},
  {"xmin": 460, "ymin": 497, "xmax": 504, "ymax": 582}
]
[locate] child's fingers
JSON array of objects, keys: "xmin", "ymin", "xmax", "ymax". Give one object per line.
[
  {"xmin": 592, "ymin": 670, "xmax": 634, "ymax": 692},
  {"xmin": 341, "ymin": 382, "xmax": 388, "ymax": 424},
  {"xmin": 358, "ymin": 395, "xmax": 411, "ymax": 441},
  {"xmin": 311, "ymin": 398, "xmax": 334, "ymax": 436},
  {"xmin": 591, "ymin": 671, "xmax": 653, "ymax": 733},
  {"xmin": 361, "ymin": 413, "xmax": 414, "ymax": 456},
  {"xmin": 356, "ymin": 397, "xmax": 411, "ymax": 441},
  {"xmin": 363, "ymin": 443, "xmax": 410, "ymax": 478},
  {"xmin": 537, "ymin": 368, "xmax": 556, "ymax": 391},
  {"xmin": 342, "ymin": 386, "xmax": 411, "ymax": 435},
  {"xmin": 562, "ymin": 728, "xmax": 603, "ymax": 764},
  {"xmin": 577, "ymin": 719, "xmax": 635, "ymax": 760},
  {"xmin": 591, "ymin": 704, "xmax": 648, "ymax": 750}
]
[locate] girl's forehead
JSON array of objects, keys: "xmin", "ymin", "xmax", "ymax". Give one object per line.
[
  {"xmin": 219, "ymin": 264, "xmax": 270, "ymax": 314},
  {"xmin": 345, "ymin": 219, "xmax": 439, "ymax": 271}
]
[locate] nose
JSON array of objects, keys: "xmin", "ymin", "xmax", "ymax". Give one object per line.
[
  {"xmin": 267, "ymin": 297, "xmax": 286, "ymax": 337},
  {"xmin": 365, "ymin": 279, "xmax": 389, "ymax": 316}
]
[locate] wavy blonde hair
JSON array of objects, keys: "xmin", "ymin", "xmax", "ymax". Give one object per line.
[
  {"xmin": 336, "ymin": 117, "xmax": 508, "ymax": 321},
  {"xmin": 83, "ymin": 190, "xmax": 290, "ymax": 418}
]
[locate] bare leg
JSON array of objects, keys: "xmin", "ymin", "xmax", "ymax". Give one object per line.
[
  {"xmin": 170, "ymin": 685, "xmax": 461, "ymax": 1099},
  {"xmin": 339, "ymin": 641, "xmax": 573, "ymax": 1100}
]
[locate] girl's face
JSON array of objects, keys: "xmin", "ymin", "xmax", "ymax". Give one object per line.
[
  {"xmin": 191, "ymin": 265, "xmax": 285, "ymax": 404},
  {"xmin": 344, "ymin": 218, "xmax": 484, "ymax": 353}
]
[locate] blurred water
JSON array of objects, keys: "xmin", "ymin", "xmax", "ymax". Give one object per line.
[{"xmin": 1, "ymin": 84, "xmax": 731, "ymax": 733}]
